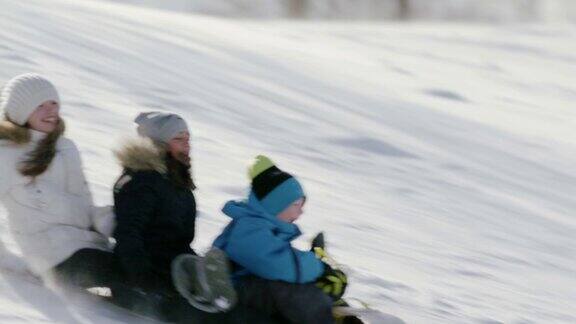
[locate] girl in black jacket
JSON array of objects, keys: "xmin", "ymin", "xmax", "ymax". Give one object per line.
[{"xmin": 112, "ymin": 112, "xmax": 240, "ymax": 322}]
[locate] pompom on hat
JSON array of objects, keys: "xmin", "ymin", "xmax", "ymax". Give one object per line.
[
  {"xmin": 248, "ymin": 155, "xmax": 305, "ymax": 216},
  {"xmin": 0, "ymin": 73, "xmax": 60, "ymax": 125}
]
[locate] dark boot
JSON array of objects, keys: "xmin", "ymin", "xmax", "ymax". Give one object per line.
[{"xmin": 171, "ymin": 248, "xmax": 237, "ymax": 313}]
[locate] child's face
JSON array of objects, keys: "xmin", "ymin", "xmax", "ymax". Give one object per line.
[{"xmin": 277, "ymin": 197, "xmax": 305, "ymax": 223}]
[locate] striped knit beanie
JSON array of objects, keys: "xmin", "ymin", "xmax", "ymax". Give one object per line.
[
  {"xmin": 248, "ymin": 155, "xmax": 305, "ymax": 216},
  {"xmin": 0, "ymin": 73, "xmax": 60, "ymax": 126}
]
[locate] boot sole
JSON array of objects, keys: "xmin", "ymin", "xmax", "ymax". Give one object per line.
[{"xmin": 171, "ymin": 249, "xmax": 237, "ymax": 313}]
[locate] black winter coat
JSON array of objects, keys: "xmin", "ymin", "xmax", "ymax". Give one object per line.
[{"xmin": 112, "ymin": 139, "xmax": 196, "ymax": 292}]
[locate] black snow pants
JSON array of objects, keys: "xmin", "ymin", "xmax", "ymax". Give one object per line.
[
  {"xmin": 236, "ymin": 276, "xmax": 335, "ymax": 324},
  {"xmin": 52, "ymin": 249, "xmax": 285, "ymax": 323},
  {"xmin": 52, "ymin": 248, "xmax": 124, "ymax": 290}
]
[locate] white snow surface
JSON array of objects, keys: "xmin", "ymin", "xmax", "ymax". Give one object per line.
[
  {"xmin": 1, "ymin": 0, "xmax": 575, "ymax": 323},
  {"xmin": 104, "ymin": 0, "xmax": 576, "ymax": 22}
]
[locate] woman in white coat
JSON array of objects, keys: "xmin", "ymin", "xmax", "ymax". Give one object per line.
[{"xmin": 0, "ymin": 73, "xmax": 118, "ymax": 290}]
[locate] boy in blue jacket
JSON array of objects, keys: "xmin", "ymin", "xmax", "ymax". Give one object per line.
[{"xmin": 213, "ymin": 155, "xmax": 347, "ymax": 324}]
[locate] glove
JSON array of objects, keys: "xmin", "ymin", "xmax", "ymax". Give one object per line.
[
  {"xmin": 312, "ymin": 234, "xmax": 347, "ymax": 301},
  {"xmin": 313, "ymin": 245, "xmax": 330, "ymax": 263},
  {"xmin": 316, "ymin": 262, "xmax": 347, "ymax": 301},
  {"xmin": 311, "ymin": 232, "xmax": 325, "ymax": 251},
  {"xmin": 311, "ymin": 232, "xmax": 328, "ymax": 262}
]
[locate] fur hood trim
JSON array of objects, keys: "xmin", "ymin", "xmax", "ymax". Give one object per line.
[
  {"xmin": 114, "ymin": 137, "xmax": 167, "ymax": 174},
  {"xmin": 0, "ymin": 120, "xmax": 31, "ymax": 144}
]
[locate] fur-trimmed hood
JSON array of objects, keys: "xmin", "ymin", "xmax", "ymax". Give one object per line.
[
  {"xmin": 114, "ymin": 137, "xmax": 167, "ymax": 174},
  {"xmin": 0, "ymin": 120, "xmax": 31, "ymax": 145}
]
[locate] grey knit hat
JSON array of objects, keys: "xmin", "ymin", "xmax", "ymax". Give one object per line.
[
  {"xmin": 135, "ymin": 111, "xmax": 189, "ymax": 143},
  {"xmin": 0, "ymin": 73, "xmax": 60, "ymax": 125}
]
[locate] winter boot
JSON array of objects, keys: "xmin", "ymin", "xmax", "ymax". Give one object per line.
[{"xmin": 171, "ymin": 248, "xmax": 237, "ymax": 313}]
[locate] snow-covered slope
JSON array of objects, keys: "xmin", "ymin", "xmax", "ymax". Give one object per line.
[
  {"xmin": 105, "ymin": 0, "xmax": 576, "ymax": 22},
  {"xmin": 1, "ymin": 0, "xmax": 575, "ymax": 323}
]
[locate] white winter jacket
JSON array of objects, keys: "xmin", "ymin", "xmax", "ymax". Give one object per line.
[{"xmin": 0, "ymin": 130, "xmax": 113, "ymax": 276}]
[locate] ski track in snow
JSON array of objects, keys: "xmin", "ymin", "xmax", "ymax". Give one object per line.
[{"xmin": 0, "ymin": 0, "xmax": 575, "ymax": 323}]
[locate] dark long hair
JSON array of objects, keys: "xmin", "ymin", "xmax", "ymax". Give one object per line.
[
  {"xmin": 18, "ymin": 119, "xmax": 65, "ymax": 177},
  {"xmin": 165, "ymin": 152, "xmax": 196, "ymax": 190}
]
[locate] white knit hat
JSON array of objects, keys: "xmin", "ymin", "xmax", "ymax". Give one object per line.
[{"xmin": 0, "ymin": 73, "xmax": 60, "ymax": 125}]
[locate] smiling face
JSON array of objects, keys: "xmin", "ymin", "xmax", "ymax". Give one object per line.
[
  {"xmin": 277, "ymin": 197, "xmax": 306, "ymax": 223},
  {"xmin": 27, "ymin": 100, "xmax": 60, "ymax": 133},
  {"xmin": 167, "ymin": 131, "xmax": 191, "ymax": 165}
]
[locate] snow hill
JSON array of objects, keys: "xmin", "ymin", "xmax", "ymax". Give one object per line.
[
  {"xmin": 105, "ymin": 0, "xmax": 576, "ymax": 22},
  {"xmin": 1, "ymin": 0, "xmax": 575, "ymax": 323}
]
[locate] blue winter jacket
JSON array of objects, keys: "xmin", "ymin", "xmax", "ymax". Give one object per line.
[{"xmin": 213, "ymin": 192, "xmax": 324, "ymax": 284}]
